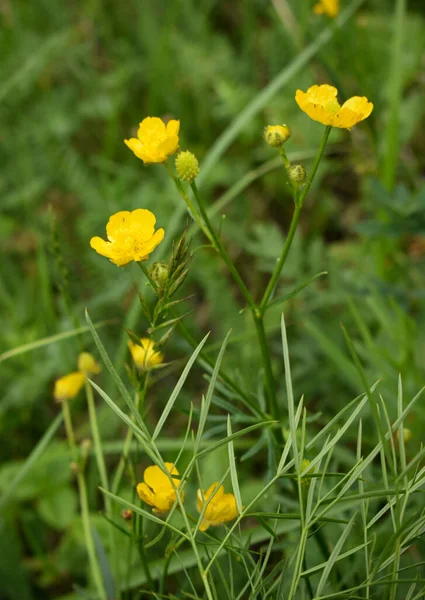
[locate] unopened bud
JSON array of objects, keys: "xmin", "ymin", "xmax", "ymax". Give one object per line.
[
  {"xmin": 121, "ymin": 509, "xmax": 133, "ymax": 521},
  {"xmin": 149, "ymin": 262, "xmax": 169, "ymax": 286},
  {"xmin": 288, "ymin": 164, "xmax": 307, "ymax": 184},
  {"xmin": 175, "ymin": 151, "xmax": 199, "ymax": 183},
  {"xmin": 396, "ymin": 428, "xmax": 412, "ymax": 444},
  {"xmin": 264, "ymin": 124, "xmax": 291, "ymax": 147}
]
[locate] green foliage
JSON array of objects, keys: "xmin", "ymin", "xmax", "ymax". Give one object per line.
[{"xmin": 2, "ymin": 0, "xmax": 425, "ymax": 598}]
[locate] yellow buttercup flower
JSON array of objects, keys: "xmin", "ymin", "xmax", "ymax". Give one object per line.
[
  {"xmin": 136, "ymin": 463, "xmax": 183, "ymax": 514},
  {"xmin": 295, "ymin": 84, "xmax": 373, "ymax": 129},
  {"xmin": 54, "ymin": 372, "xmax": 85, "ymax": 402},
  {"xmin": 125, "ymin": 117, "xmax": 180, "ymax": 164},
  {"xmin": 313, "ymin": 0, "xmax": 340, "ymax": 18},
  {"xmin": 90, "ymin": 209, "xmax": 164, "ymax": 267},
  {"xmin": 128, "ymin": 337, "xmax": 164, "ymax": 370},
  {"xmin": 197, "ymin": 482, "xmax": 239, "ymax": 532},
  {"xmin": 77, "ymin": 352, "xmax": 101, "ymax": 375}
]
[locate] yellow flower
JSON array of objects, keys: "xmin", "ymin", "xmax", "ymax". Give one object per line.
[
  {"xmin": 197, "ymin": 482, "xmax": 239, "ymax": 532},
  {"xmin": 136, "ymin": 463, "xmax": 183, "ymax": 514},
  {"xmin": 125, "ymin": 117, "xmax": 180, "ymax": 164},
  {"xmin": 128, "ymin": 337, "xmax": 164, "ymax": 370},
  {"xmin": 90, "ymin": 209, "xmax": 164, "ymax": 267},
  {"xmin": 313, "ymin": 0, "xmax": 340, "ymax": 18},
  {"xmin": 54, "ymin": 372, "xmax": 85, "ymax": 402},
  {"xmin": 77, "ymin": 352, "xmax": 101, "ymax": 375},
  {"xmin": 295, "ymin": 84, "xmax": 373, "ymax": 128}
]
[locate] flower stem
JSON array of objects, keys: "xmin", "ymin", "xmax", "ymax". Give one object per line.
[
  {"xmin": 189, "ymin": 181, "xmax": 279, "ymax": 423},
  {"xmin": 61, "ymin": 402, "xmax": 106, "ymax": 600},
  {"xmin": 165, "ymin": 162, "xmax": 211, "ymax": 240},
  {"xmin": 259, "ymin": 203, "xmax": 302, "ymax": 314},
  {"xmin": 190, "ymin": 181, "xmax": 256, "ymax": 312},
  {"xmin": 259, "ymin": 125, "xmax": 332, "ymax": 314},
  {"xmin": 84, "ymin": 381, "xmax": 117, "ymax": 595},
  {"xmin": 298, "ymin": 125, "xmax": 332, "ymax": 207}
]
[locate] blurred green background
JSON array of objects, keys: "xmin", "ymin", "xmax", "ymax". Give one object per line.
[{"xmin": 1, "ymin": 0, "xmax": 425, "ymax": 597}]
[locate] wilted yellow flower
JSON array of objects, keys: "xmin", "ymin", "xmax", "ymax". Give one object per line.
[
  {"xmin": 54, "ymin": 372, "xmax": 85, "ymax": 402},
  {"xmin": 313, "ymin": 0, "xmax": 340, "ymax": 18},
  {"xmin": 264, "ymin": 124, "xmax": 291, "ymax": 147},
  {"xmin": 136, "ymin": 463, "xmax": 183, "ymax": 514},
  {"xmin": 197, "ymin": 483, "xmax": 239, "ymax": 532},
  {"xmin": 125, "ymin": 117, "xmax": 180, "ymax": 164},
  {"xmin": 77, "ymin": 352, "xmax": 101, "ymax": 375},
  {"xmin": 128, "ymin": 337, "xmax": 164, "ymax": 370},
  {"xmin": 90, "ymin": 209, "xmax": 164, "ymax": 267},
  {"xmin": 295, "ymin": 84, "xmax": 373, "ymax": 129}
]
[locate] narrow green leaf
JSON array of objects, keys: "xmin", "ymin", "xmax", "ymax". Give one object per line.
[{"xmin": 152, "ymin": 332, "xmax": 210, "ymax": 441}]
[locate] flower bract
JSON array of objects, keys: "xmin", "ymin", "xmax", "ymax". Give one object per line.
[
  {"xmin": 197, "ymin": 482, "xmax": 239, "ymax": 531},
  {"xmin": 313, "ymin": 0, "xmax": 340, "ymax": 18},
  {"xmin": 90, "ymin": 209, "xmax": 164, "ymax": 267},
  {"xmin": 295, "ymin": 84, "xmax": 373, "ymax": 128},
  {"xmin": 125, "ymin": 117, "xmax": 180, "ymax": 164},
  {"xmin": 54, "ymin": 372, "xmax": 85, "ymax": 402},
  {"xmin": 136, "ymin": 463, "xmax": 183, "ymax": 513},
  {"xmin": 128, "ymin": 337, "xmax": 164, "ymax": 370}
]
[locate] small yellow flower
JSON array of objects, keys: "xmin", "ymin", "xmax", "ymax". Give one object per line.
[
  {"xmin": 136, "ymin": 463, "xmax": 183, "ymax": 514},
  {"xmin": 313, "ymin": 0, "xmax": 340, "ymax": 18},
  {"xmin": 125, "ymin": 117, "xmax": 180, "ymax": 164},
  {"xmin": 197, "ymin": 482, "xmax": 239, "ymax": 532},
  {"xmin": 128, "ymin": 337, "xmax": 164, "ymax": 370},
  {"xmin": 54, "ymin": 372, "xmax": 85, "ymax": 402},
  {"xmin": 295, "ymin": 84, "xmax": 373, "ymax": 129},
  {"xmin": 90, "ymin": 209, "xmax": 164, "ymax": 267},
  {"xmin": 77, "ymin": 352, "xmax": 101, "ymax": 375}
]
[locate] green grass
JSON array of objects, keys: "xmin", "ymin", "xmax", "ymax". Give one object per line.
[{"xmin": 2, "ymin": 0, "xmax": 425, "ymax": 598}]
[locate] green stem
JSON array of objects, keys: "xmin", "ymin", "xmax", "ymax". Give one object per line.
[
  {"xmin": 259, "ymin": 126, "xmax": 331, "ymax": 314},
  {"xmin": 190, "ymin": 181, "xmax": 279, "ymax": 425},
  {"xmin": 298, "ymin": 125, "xmax": 332, "ymax": 207},
  {"xmin": 85, "ymin": 381, "xmax": 111, "ymax": 507},
  {"xmin": 165, "ymin": 162, "xmax": 212, "ymax": 240},
  {"xmin": 84, "ymin": 381, "xmax": 117, "ymax": 595},
  {"xmin": 259, "ymin": 203, "xmax": 302, "ymax": 313},
  {"xmin": 61, "ymin": 402, "xmax": 106, "ymax": 600},
  {"xmin": 77, "ymin": 469, "xmax": 107, "ymax": 600},
  {"xmin": 253, "ymin": 314, "xmax": 279, "ymax": 422},
  {"xmin": 190, "ymin": 181, "xmax": 256, "ymax": 312}
]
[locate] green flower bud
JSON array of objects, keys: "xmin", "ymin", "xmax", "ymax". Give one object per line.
[
  {"xmin": 288, "ymin": 164, "xmax": 307, "ymax": 184},
  {"xmin": 175, "ymin": 150, "xmax": 199, "ymax": 183},
  {"xmin": 264, "ymin": 124, "xmax": 291, "ymax": 147},
  {"xmin": 149, "ymin": 262, "xmax": 169, "ymax": 285}
]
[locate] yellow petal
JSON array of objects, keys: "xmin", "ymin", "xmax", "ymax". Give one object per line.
[
  {"xmin": 90, "ymin": 236, "xmax": 112, "ymax": 258},
  {"xmin": 54, "ymin": 372, "xmax": 85, "ymax": 401},
  {"xmin": 136, "ymin": 482, "xmax": 156, "ymax": 506},
  {"xmin": 157, "ymin": 136, "xmax": 179, "ymax": 158},
  {"xmin": 166, "ymin": 119, "xmax": 180, "ymax": 137},
  {"xmin": 144, "ymin": 464, "xmax": 179, "ymax": 493},
  {"xmin": 78, "ymin": 352, "xmax": 101, "ymax": 375},
  {"xmin": 332, "ymin": 96, "xmax": 374, "ymax": 128},
  {"xmin": 136, "ymin": 228, "xmax": 165, "ymax": 262},
  {"xmin": 137, "ymin": 117, "xmax": 166, "ymax": 139},
  {"xmin": 128, "ymin": 208, "xmax": 156, "ymax": 241},
  {"xmin": 106, "ymin": 211, "xmax": 131, "ymax": 241},
  {"xmin": 199, "ymin": 519, "xmax": 210, "ymax": 532}
]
